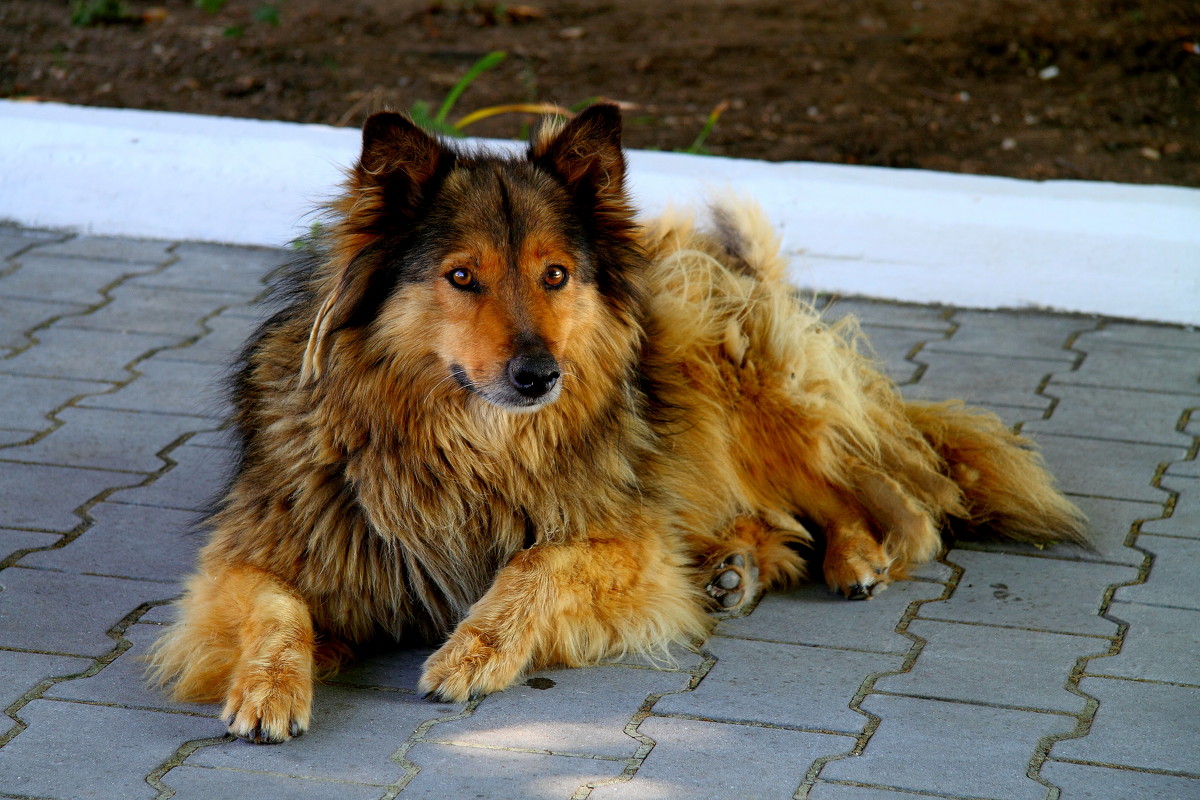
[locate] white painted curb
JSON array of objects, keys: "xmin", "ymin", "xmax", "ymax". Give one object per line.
[{"xmin": 2, "ymin": 100, "xmax": 1196, "ymax": 325}]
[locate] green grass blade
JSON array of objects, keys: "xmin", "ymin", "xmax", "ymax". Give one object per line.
[{"xmin": 434, "ymin": 51, "xmax": 507, "ymax": 123}]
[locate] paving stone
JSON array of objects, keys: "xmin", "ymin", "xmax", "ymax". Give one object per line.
[
  {"xmin": 1050, "ymin": 676, "xmax": 1200, "ymax": 774},
  {"xmin": 0, "ymin": 254, "xmax": 154, "ymax": 305},
  {"xmin": 0, "ymin": 373, "xmax": 109, "ymax": 431},
  {"xmin": 0, "ymin": 528, "xmax": 59, "ymax": 563},
  {"xmin": 0, "ymin": 568, "xmax": 172, "ymax": 657},
  {"xmin": 165, "ymin": 765, "xmax": 387, "ymax": 800},
  {"xmin": 404, "ymin": 742, "xmax": 626, "ymax": 799},
  {"xmin": 78, "ymin": 359, "xmax": 227, "ymax": 419},
  {"xmin": 818, "ymin": 694, "xmax": 1074, "ymax": 800},
  {"xmin": 0, "ymin": 427, "xmax": 37, "ymax": 446},
  {"xmin": 108, "ymin": 444, "xmax": 233, "ymax": 512},
  {"xmin": 1034, "ymin": 434, "xmax": 1184, "ymax": 502},
  {"xmin": 715, "ymin": 580, "xmax": 946, "ymax": 655},
  {"xmin": 188, "ymin": 685, "xmax": 448, "ymax": 784},
  {"xmin": 154, "ymin": 310, "xmax": 260, "ymax": 366},
  {"xmin": 129, "ymin": 242, "xmax": 279, "ymax": 298},
  {"xmin": 185, "ymin": 427, "xmax": 238, "ymax": 450},
  {"xmin": 856, "ymin": 324, "xmax": 929, "ymax": 385},
  {"xmin": 601, "ymin": 640, "xmax": 707, "ymax": 672},
  {"xmin": 0, "ymin": 325, "xmax": 180, "ymax": 382},
  {"xmin": 822, "ymin": 300, "xmax": 952, "ymax": 333},
  {"xmin": 0, "ymin": 461, "xmax": 137, "ymax": 531},
  {"xmin": 957, "ymin": 494, "xmax": 1154, "ymax": 566},
  {"xmin": 20, "ymin": 502, "xmax": 201, "ymax": 582},
  {"xmin": 1025, "ymin": 384, "xmax": 1193, "ymax": 447},
  {"xmin": 1057, "ymin": 340, "xmax": 1200, "ymax": 395},
  {"xmin": 0, "ymin": 699, "xmax": 212, "ymax": 800},
  {"xmin": 59, "ymin": 285, "xmax": 238, "ymax": 337},
  {"xmin": 920, "ymin": 549, "xmax": 1135, "ymax": 636},
  {"xmin": 0, "ymin": 650, "xmax": 91, "ymax": 712},
  {"xmin": 1091, "ymin": 601, "xmax": 1200, "ymax": 685},
  {"xmin": 1165, "ymin": 455, "xmax": 1200, "ymax": 478},
  {"xmin": 590, "ymin": 717, "xmax": 850, "ymax": 800},
  {"xmin": 1085, "ymin": 322, "xmax": 1200, "ymax": 352},
  {"xmin": 45, "ymin": 624, "xmax": 214, "ymax": 714},
  {"xmin": 655, "ymin": 636, "xmax": 900, "ymax": 734},
  {"xmin": 1113, "ymin": 534, "xmax": 1200, "ymax": 610},
  {"xmin": 30, "ymin": 235, "xmax": 175, "ymax": 264},
  {"xmin": 928, "ymin": 309, "xmax": 1090, "ymax": 360},
  {"xmin": 808, "ymin": 784, "xmax": 960, "ymax": 799},
  {"xmin": 7, "ymin": 406, "xmax": 216, "ymax": 473},
  {"xmin": 1040, "ymin": 760, "xmax": 1200, "ymax": 798},
  {"xmin": 0, "ymin": 227, "xmax": 65, "ymax": 260},
  {"xmin": 0, "ymin": 295, "xmax": 85, "ymax": 352},
  {"xmin": 328, "ymin": 647, "xmax": 434, "ymax": 692},
  {"xmin": 431, "ymin": 665, "xmax": 687, "ymax": 758},
  {"xmin": 1141, "ymin": 474, "xmax": 1200, "ymax": 537},
  {"xmin": 901, "ymin": 350, "xmax": 1061, "ymax": 409},
  {"xmin": 875, "ymin": 619, "xmax": 1103, "ymax": 712}
]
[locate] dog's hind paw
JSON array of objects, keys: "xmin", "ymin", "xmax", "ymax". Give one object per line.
[
  {"xmin": 220, "ymin": 674, "xmax": 311, "ymax": 744},
  {"xmin": 705, "ymin": 552, "xmax": 760, "ymax": 613},
  {"xmin": 823, "ymin": 542, "xmax": 893, "ymax": 601}
]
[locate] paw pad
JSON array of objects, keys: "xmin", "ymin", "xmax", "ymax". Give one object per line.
[{"xmin": 705, "ymin": 552, "xmax": 759, "ymax": 612}]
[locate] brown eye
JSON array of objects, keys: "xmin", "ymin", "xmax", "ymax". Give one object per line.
[
  {"xmin": 543, "ymin": 265, "xmax": 568, "ymax": 288},
  {"xmin": 448, "ymin": 268, "xmax": 475, "ymax": 289}
]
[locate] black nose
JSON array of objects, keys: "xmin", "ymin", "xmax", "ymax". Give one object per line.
[{"xmin": 507, "ymin": 351, "xmax": 560, "ymax": 399}]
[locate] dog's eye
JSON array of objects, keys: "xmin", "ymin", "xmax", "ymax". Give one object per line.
[
  {"xmin": 543, "ymin": 265, "xmax": 568, "ymax": 289},
  {"xmin": 447, "ymin": 268, "xmax": 476, "ymax": 290}
]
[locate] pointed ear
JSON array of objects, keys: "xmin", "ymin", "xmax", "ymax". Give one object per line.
[
  {"xmin": 353, "ymin": 112, "xmax": 450, "ymax": 216},
  {"xmin": 530, "ymin": 103, "xmax": 626, "ymax": 200}
]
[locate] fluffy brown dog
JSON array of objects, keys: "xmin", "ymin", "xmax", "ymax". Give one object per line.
[{"xmin": 148, "ymin": 104, "xmax": 1087, "ymax": 743}]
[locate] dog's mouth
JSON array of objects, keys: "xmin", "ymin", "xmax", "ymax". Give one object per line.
[{"xmin": 450, "ymin": 362, "xmax": 562, "ymax": 412}]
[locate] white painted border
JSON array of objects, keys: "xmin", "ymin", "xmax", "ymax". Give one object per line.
[{"xmin": 1, "ymin": 100, "xmax": 1196, "ymax": 324}]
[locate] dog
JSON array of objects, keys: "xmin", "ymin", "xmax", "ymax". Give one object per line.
[{"xmin": 148, "ymin": 104, "xmax": 1087, "ymax": 743}]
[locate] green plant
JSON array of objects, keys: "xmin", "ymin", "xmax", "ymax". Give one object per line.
[
  {"xmin": 69, "ymin": 0, "xmax": 136, "ymax": 26},
  {"xmin": 409, "ymin": 51, "xmax": 508, "ymax": 137},
  {"xmin": 679, "ymin": 100, "xmax": 729, "ymax": 155}
]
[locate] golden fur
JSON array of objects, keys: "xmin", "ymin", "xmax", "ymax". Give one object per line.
[{"xmin": 148, "ymin": 105, "xmax": 1086, "ymax": 743}]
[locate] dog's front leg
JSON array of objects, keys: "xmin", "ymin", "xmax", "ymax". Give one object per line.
[{"xmin": 419, "ymin": 532, "xmax": 710, "ymax": 702}]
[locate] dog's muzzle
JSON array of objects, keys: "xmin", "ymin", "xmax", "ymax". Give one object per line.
[{"xmin": 506, "ymin": 351, "xmax": 561, "ymax": 400}]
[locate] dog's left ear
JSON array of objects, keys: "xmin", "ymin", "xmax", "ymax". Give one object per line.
[{"xmin": 531, "ymin": 104, "xmax": 627, "ymax": 205}]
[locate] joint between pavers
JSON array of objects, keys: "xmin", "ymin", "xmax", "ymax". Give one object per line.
[
  {"xmin": 812, "ymin": 779, "xmax": 988, "ymax": 800},
  {"xmin": 1042, "ymin": 757, "xmax": 1200, "ymax": 781},
  {"xmin": 646, "ymin": 710, "xmax": 860, "ymax": 738},
  {"xmin": 419, "ymin": 738, "xmax": 628, "ymax": 761},
  {"xmin": 1075, "ymin": 672, "xmax": 1200, "ymax": 690},
  {"xmin": 791, "ymin": 555, "xmax": 963, "ymax": 799},
  {"xmin": 145, "ymin": 735, "xmax": 238, "ymax": 800},
  {"xmin": 1017, "ymin": 317, "xmax": 1106, "ymax": 431},
  {"xmin": 897, "ymin": 307, "xmax": 958, "ymax": 388},
  {"xmin": 378, "ymin": 695, "xmax": 485, "ymax": 799},
  {"xmin": 865, "ymin": 689, "xmax": 1081, "ymax": 718},
  {"xmin": 709, "ymin": 631, "xmax": 901, "ymax": 657}
]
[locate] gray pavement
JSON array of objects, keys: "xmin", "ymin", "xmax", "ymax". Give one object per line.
[{"xmin": 0, "ymin": 224, "xmax": 1196, "ymax": 800}]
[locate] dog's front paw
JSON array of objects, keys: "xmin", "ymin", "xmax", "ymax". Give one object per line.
[
  {"xmin": 705, "ymin": 552, "xmax": 760, "ymax": 613},
  {"xmin": 824, "ymin": 538, "xmax": 893, "ymax": 601},
  {"xmin": 418, "ymin": 625, "xmax": 528, "ymax": 703},
  {"xmin": 221, "ymin": 669, "xmax": 312, "ymax": 744}
]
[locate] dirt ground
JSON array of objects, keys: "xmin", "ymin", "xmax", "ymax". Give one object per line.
[{"xmin": 3, "ymin": 0, "xmax": 1198, "ymax": 186}]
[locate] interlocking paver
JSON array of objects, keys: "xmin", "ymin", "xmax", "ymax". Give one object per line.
[
  {"xmin": 0, "ymin": 528, "xmax": 59, "ymax": 563},
  {"xmin": 807, "ymin": 784, "xmax": 956, "ymax": 799},
  {"xmin": 19, "ymin": 502, "xmax": 201, "ymax": 582},
  {"xmin": 28, "ymin": 235, "xmax": 174, "ymax": 264},
  {"xmin": 77, "ymin": 358, "xmax": 227, "ymax": 418},
  {"xmin": 926, "ymin": 309, "xmax": 1091, "ymax": 360},
  {"xmin": 164, "ymin": 765, "xmax": 388, "ymax": 800},
  {"xmin": 404, "ymin": 743, "xmax": 626, "ymax": 799},
  {"xmin": 0, "ymin": 650, "xmax": 91, "ymax": 712},
  {"xmin": 856, "ymin": 324, "xmax": 930, "ymax": 384},
  {"xmin": 715, "ymin": 580, "xmax": 946, "ymax": 654},
  {"xmin": 1113, "ymin": 534, "xmax": 1200, "ymax": 610},
  {"xmin": 1034, "ymin": 434, "xmax": 1185, "ymax": 502},
  {"xmin": 822, "ymin": 300, "xmax": 952, "ymax": 332},
  {"xmin": 818, "ymin": 694, "xmax": 1075, "ymax": 800},
  {"xmin": 0, "ymin": 461, "xmax": 137, "ymax": 531},
  {"xmin": 958, "ymin": 494, "xmax": 1153, "ymax": 565},
  {"xmin": 655, "ymin": 637, "xmax": 901, "ymax": 733},
  {"xmin": 0, "ymin": 295, "xmax": 85, "ymax": 353},
  {"xmin": 107, "ymin": 443, "xmax": 232, "ymax": 512},
  {"xmin": 1040, "ymin": 760, "xmax": 1200, "ymax": 798},
  {"xmin": 1061, "ymin": 328, "xmax": 1200, "ymax": 394},
  {"xmin": 902, "ymin": 350, "xmax": 1062, "ymax": 409},
  {"xmin": 154, "ymin": 310, "xmax": 264, "ymax": 366},
  {"xmin": 920, "ymin": 550, "xmax": 1136, "ymax": 636},
  {"xmin": 1050, "ymin": 677, "xmax": 1200, "ymax": 774},
  {"xmin": 1025, "ymin": 383, "xmax": 1194, "ymax": 446},
  {"xmin": 128, "ymin": 241, "xmax": 278, "ymax": 297},
  {"xmin": 6, "ymin": 406, "xmax": 216, "ymax": 473},
  {"xmin": 0, "ymin": 374, "xmax": 107, "ymax": 431},
  {"xmin": 0, "ymin": 325, "xmax": 180, "ymax": 382},
  {"xmin": 0, "ymin": 227, "xmax": 64, "ymax": 260},
  {"xmin": 0, "ymin": 700, "xmax": 213, "ymax": 800},
  {"xmin": 187, "ymin": 686, "xmax": 450, "ymax": 784},
  {"xmin": 430, "ymin": 666, "xmax": 687, "ymax": 758},
  {"xmin": 1142, "ymin": 474, "xmax": 1200, "ymax": 537},
  {"xmin": 0, "ymin": 568, "xmax": 171, "ymax": 657},
  {"xmin": 58, "ymin": 285, "xmax": 240, "ymax": 337},
  {"xmin": 0, "ymin": 254, "xmax": 156, "ymax": 305},
  {"xmin": 875, "ymin": 618, "xmax": 1103, "ymax": 712},
  {"xmin": 591, "ymin": 717, "xmax": 851, "ymax": 800},
  {"xmin": 1091, "ymin": 601, "xmax": 1200, "ymax": 685}
]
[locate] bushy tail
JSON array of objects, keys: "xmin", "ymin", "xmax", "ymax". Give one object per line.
[{"xmin": 905, "ymin": 401, "xmax": 1089, "ymax": 546}]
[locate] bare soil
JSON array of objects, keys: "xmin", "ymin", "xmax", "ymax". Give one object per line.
[{"xmin": 3, "ymin": 0, "xmax": 1198, "ymax": 186}]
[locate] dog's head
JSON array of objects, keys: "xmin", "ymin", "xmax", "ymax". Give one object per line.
[{"xmin": 301, "ymin": 104, "xmax": 642, "ymax": 413}]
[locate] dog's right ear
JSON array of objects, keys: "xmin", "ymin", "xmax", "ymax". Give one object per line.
[{"xmin": 302, "ymin": 114, "xmax": 450, "ymax": 385}]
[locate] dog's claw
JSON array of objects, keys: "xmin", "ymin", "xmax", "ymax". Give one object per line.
[{"xmin": 846, "ymin": 583, "xmax": 872, "ymax": 601}]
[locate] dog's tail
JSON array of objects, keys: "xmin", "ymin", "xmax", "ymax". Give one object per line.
[{"xmin": 904, "ymin": 400, "xmax": 1089, "ymax": 547}]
